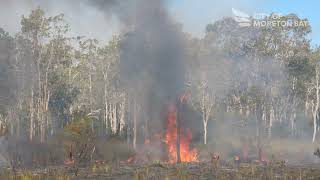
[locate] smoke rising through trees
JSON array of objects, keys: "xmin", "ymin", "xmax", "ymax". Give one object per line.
[{"xmin": 0, "ymin": 0, "xmax": 319, "ymax": 170}]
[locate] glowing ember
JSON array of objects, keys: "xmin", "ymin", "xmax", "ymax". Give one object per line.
[
  {"xmin": 64, "ymin": 159, "xmax": 74, "ymax": 165},
  {"xmin": 165, "ymin": 103, "xmax": 198, "ymax": 163},
  {"xmin": 64, "ymin": 151, "xmax": 74, "ymax": 165},
  {"xmin": 126, "ymin": 156, "xmax": 135, "ymax": 163},
  {"xmin": 144, "ymin": 139, "xmax": 151, "ymax": 145}
]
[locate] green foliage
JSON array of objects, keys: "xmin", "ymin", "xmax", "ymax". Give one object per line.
[
  {"xmin": 0, "ymin": 28, "xmax": 17, "ymax": 114},
  {"xmin": 21, "ymin": 8, "xmax": 50, "ymax": 38},
  {"xmin": 49, "ymin": 82, "xmax": 79, "ymax": 127},
  {"xmin": 65, "ymin": 110, "xmax": 93, "ymax": 138}
]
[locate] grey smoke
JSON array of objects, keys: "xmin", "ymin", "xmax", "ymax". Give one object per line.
[
  {"xmin": 0, "ymin": 0, "xmax": 120, "ymax": 42},
  {"xmin": 117, "ymin": 0, "xmax": 187, "ymax": 132},
  {"xmin": 0, "ymin": 28, "xmax": 17, "ymax": 114},
  {"xmin": 0, "ymin": 0, "xmax": 261, "ymax": 40},
  {"xmin": 85, "ymin": 0, "xmax": 132, "ymax": 23},
  {"xmin": 87, "ymin": 0, "xmax": 188, "ymax": 133}
]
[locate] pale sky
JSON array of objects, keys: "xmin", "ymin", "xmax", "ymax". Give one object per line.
[{"xmin": 0, "ymin": 0, "xmax": 319, "ymax": 46}]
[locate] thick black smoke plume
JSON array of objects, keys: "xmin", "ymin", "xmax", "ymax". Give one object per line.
[{"xmin": 89, "ymin": 0, "xmax": 187, "ymax": 129}]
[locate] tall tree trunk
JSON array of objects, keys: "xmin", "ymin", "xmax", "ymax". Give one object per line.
[
  {"xmin": 40, "ymin": 120, "xmax": 45, "ymax": 143},
  {"xmin": 104, "ymin": 82, "xmax": 109, "ymax": 135},
  {"xmin": 127, "ymin": 97, "xmax": 131, "ymax": 145},
  {"xmin": 204, "ymin": 121, "xmax": 208, "ymax": 145},
  {"xmin": 291, "ymin": 111, "xmax": 296, "ymax": 136},
  {"xmin": 202, "ymin": 88, "xmax": 206, "ymax": 145},
  {"xmin": 268, "ymin": 107, "xmax": 274, "ymax": 139},
  {"xmin": 17, "ymin": 99, "xmax": 22, "ymax": 137},
  {"xmin": 256, "ymin": 102, "xmax": 263, "ymax": 152},
  {"xmin": 144, "ymin": 111, "xmax": 149, "ymax": 141},
  {"xmin": 111, "ymin": 103, "xmax": 117, "ymax": 134},
  {"xmin": 109, "ymin": 103, "xmax": 113, "ymax": 133},
  {"xmin": 103, "ymin": 65, "xmax": 110, "ymax": 135},
  {"xmin": 264, "ymin": 102, "xmax": 270, "ymax": 139},
  {"xmin": 119, "ymin": 94, "xmax": 126, "ymax": 135},
  {"xmin": 29, "ymin": 88, "xmax": 34, "ymax": 142},
  {"xmin": 40, "ymin": 70, "xmax": 50, "ymax": 143},
  {"xmin": 313, "ymin": 111, "xmax": 317, "ymax": 142},
  {"xmin": 133, "ymin": 98, "xmax": 137, "ymax": 150},
  {"xmin": 37, "ymin": 58, "xmax": 42, "ymax": 142},
  {"xmin": 313, "ymin": 67, "xmax": 319, "ymax": 143},
  {"xmin": 89, "ymin": 70, "xmax": 93, "ymax": 132},
  {"xmin": 8, "ymin": 109, "xmax": 13, "ymax": 136}
]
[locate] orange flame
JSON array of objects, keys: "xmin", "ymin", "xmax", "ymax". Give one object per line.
[
  {"xmin": 144, "ymin": 139, "xmax": 151, "ymax": 145},
  {"xmin": 165, "ymin": 103, "xmax": 198, "ymax": 163}
]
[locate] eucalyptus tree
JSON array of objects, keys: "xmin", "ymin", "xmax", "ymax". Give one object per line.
[{"xmin": 18, "ymin": 8, "xmax": 72, "ymax": 142}]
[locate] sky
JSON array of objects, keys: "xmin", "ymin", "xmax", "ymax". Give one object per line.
[
  {"xmin": 169, "ymin": 0, "xmax": 320, "ymax": 46},
  {"xmin": 0, "ymin": 0, "xmax": 121, "ymax": 43},
  {"xmin": 262, "ymin": 0, "xmax": 320, "ymax": 46},
  {"xmin": 0, "ymin": 0, "xmax": 319, "ymax": 46}
]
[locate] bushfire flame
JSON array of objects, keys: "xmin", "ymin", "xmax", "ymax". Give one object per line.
[{"xmin": 165, "ymin": 103, "xmax": 198, "ymax": 163}]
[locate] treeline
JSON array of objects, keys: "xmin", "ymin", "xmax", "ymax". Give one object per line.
[{"xmin": 0, "ymin": 8, "xmax": 320, "ymax": 150}]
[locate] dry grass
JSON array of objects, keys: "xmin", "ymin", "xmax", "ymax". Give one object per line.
[
  {"xmin": 2, "ymin": 138, "xmax": 320, "ymax": 180},
  {"xmin": 1, "ymin": 161, "xmax": 320, "ymax": 180}
]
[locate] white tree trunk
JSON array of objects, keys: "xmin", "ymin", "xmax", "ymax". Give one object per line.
[
  {"xmin": 105, "ymin": 101, "xmax": 109, "ymax": 134},
  {"xmin": 268, "ymin": 107, "xmax": 274, "ymax": 139},
  {"xmin": 291, "ymin": 111, "xmax": 296, "ymax": 135},
  {"xmin": 111, "ymin": 103, "xmax": 117, "ymax": 134},
  {"xmin": 133, "ymin": 98, "xmax": 137, "ymax": 150},
  {"xmin": 29, "ymin": 88, "xmax": 34, "ymax": 142},
  {"xmin": 203, "ymin": 121, "xmax": 208, "ymax": 145},
  {"xmin": 127, "ymin": 98, "xmax": 131, "ymax": 145},
  {"xmin": 89, "ymin": 69, "xmax": 94, "ymax": 132},
  {"xmin": 104, "ymin": 82, "xmax": 109, "ymax": 135},
  {"xmin": 119, "ymin": 94, "xmax": 126, "ymax": 135},
  {"xmin": 313, "ymin": 111, "xmax": 317, "ymax": 142},
  {"xmin": 201, "ymin": 86, "xmax": 206, "ymax": 144},
  {"xmin": 313, "ymin": 67, "xmax": 319, "ymax": 143}
]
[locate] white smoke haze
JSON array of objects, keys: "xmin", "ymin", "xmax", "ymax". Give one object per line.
[
  {"xmin": 0, "ymin": 0, "xmax": 263, "ymax": 40},
  {"xmin": 0, "ymin": 0, "xmax": 120, "ymax": 42},
  {"xmin": 0, "ymin": 0, "xmax": 319, "ymax": 167}
]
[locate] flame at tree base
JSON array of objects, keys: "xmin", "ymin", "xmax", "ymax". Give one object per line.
[{"xmin": 165, "ymin": 104, "xmax": 198, "ymax": 163}]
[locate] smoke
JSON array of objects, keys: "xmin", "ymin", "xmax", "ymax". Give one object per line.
[
  {"xmin": 86, "ymin": 0, "xmax": 188, "ymax": 131},
  {"xmin": 0, "ymin": 0, "xmax": 262, "ymax": 41},
  {"xmin": 120, "ymin": 0, "xmax": 187, "ymax": 132},
  {"xmin": 0, "ymin": 28, "xmax": 17, "ymax": 114},
  {"xmin": 0, "ymin": 0, "xmax": 120, "ymax": 42},
  {"xmin": 85, "ymin": 0, "xmax": 132, "ymax": 23},
  {"xmin": 0, "ymin": 0, "xmax": 317, "ymax": 165},
  {"xmin": 87, "ymin": 1, "xmax": 318, "ymax": 164}
]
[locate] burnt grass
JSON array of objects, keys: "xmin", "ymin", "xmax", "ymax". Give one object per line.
[{"xmin": 2, "ymin": 161, "xmax": 320, "ymax": 180}]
